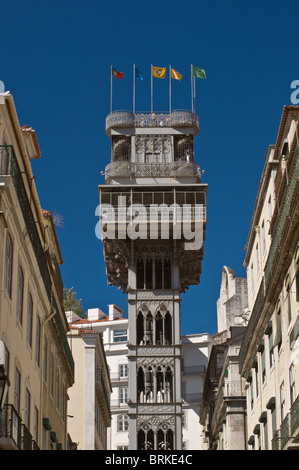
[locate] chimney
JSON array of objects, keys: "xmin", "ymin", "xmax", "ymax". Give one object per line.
[
  {"xmin": 87, "ymin": 308, "xmax": 106, "ymax": 321},
  {"xmin": 108, "ymin": 304, "xmax": 123, "ymax": 321}
]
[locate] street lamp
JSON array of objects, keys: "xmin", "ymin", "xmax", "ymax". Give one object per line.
[{"xmin": 0, "ymin": 365, "xmax": 9, "ymax": 411}]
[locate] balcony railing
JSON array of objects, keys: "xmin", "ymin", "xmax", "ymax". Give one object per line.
[
  {"xmin": 21, "ymin": 423, "xmax": 33, "ymax": 450},
  {"xmin": 105, "ymin": 110, "xmax": 199, "ymax": 135},
  {"xmin": 100, "ymin": 205, "xmax": 206, "ymax": 223},
  {"xmin": 291, "ymin": 395, "xmax": 299, "ymax": 436},
  {"xmin": 271, "ymin": 397, "xmax": 299, "ymax": 450},
  {"xmin": 105, "ymin": 161, "xmax": 201, "ymax": 180},
  {"xmin": 0, "ymin": 404, "xmax": 22, "ymax": 449}
]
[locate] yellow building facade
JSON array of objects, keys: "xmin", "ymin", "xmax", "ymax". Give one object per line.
[{"xmin": 0, "ymin": 93, "xmax": 74, "ymax": 450}]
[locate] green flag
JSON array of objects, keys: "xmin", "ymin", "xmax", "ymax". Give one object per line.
[{"xmin": 193, "ymin": 66, "xmax": 206, "ymax": 79}]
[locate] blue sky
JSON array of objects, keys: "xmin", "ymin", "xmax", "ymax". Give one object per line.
[{"xmin": 1, "ymin": 0, "xmax": 298, "ymax": 335}]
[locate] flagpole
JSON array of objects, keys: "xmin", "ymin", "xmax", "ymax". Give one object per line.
[
  {"xmin": 151, "ymin": 64, "xmax": 153, "ymax": 113},
  {"xmin": 169, "ymin": 64, "xmax": 171, "ymax": 115},
  {"xmin": 191, "ymin": 64, "xmax": 193, "ymax": 113},
  {"xmin": 193, "ymin": 72, "xmax": 196, "ymax": 113},
  {"xmin": 110, "ymin": 65, "xmax": 113, "ymax": 113},
  {"xmin": 133, "ymin": 64, "xmax": 135, "ymax": 114}
]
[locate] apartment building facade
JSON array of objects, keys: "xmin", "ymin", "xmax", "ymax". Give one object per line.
[
  {"xmin": 66, "ymin": 316, "xmax": 111, "ymax": 450},
  {"xmin": 0, "ymin": 93, "xmax": 74, "ymax": 450},
  {"xmin": 200, "ymin": 266, "xmax": 248, "ymax": 450},
  {"xmin": 239, "ymin": 105, "xmax": 299, "ymax": 450}
]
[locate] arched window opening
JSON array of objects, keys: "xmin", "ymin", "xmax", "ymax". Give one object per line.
[
  {"xmin": 137, "ymin": 430, "xmax": 145, "ymax": 450},
  {"xmin": 145, "ymin": 367, "xmax": 154, "ymax": 403},
  {"xmin": 145, "ymin": 312, "xmax": 153, "ymax": 344},
  {"xmin": 137, "ymin": 429, "xmax": 154, "ymax": 450},
  {"xmin": 157, "ymin": 427, "xmax": 173, "ymax": 450},
  {"xmin": 156, "ymin": 367, "xmax": 164, "ymax": 402},
  {"xmin": 165, "ymin": 312, "xmax": 172, "ymax": 344},
  {"xmin": 165, "ymin": 367, "xmax": 173, "ymax": 402},
  {"xmin": 137, "ymin": 311, "xmax": 144, "ymax": 345},
  {"xmin": 156, "ymin": 312, "xmax": 163, "ymax": 345},
  {"xmin": 137, "ymin": 367, "xmax": 145, "ymax": 402}
]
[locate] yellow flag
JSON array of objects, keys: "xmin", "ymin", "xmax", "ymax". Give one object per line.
[
  {"xmin": 171, "ymin": 68, "xmax": 183, "ymax": 81},
  {"xmin": 152, "ymin": 65, "xmax": 166, "ymax": 78}
]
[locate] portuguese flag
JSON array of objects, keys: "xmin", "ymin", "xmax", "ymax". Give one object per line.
[{"xmin": 112, "ymin": 68, "xmax": 124, "ymax": 79}]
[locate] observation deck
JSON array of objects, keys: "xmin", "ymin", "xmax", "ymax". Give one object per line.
[{"xmin": 105, "ymin": 109, "xmax": 199, "ymax": 136}]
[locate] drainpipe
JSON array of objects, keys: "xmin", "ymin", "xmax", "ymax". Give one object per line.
[{"xmin": 39, "ymin": 303, "xmax": 56, "ymax": 448}]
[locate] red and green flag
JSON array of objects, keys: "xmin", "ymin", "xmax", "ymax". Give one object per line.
[{"xmin": 112, "ymin": 67, "xmax": 124, "ymax": 79}]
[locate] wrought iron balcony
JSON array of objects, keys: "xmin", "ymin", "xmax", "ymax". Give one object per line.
[
  {"xmin": 104, "ymin": 161, "xmax": 201, "ymax": 181},
  {"xmin": 21, "ymin": 423, "xmax": 33, "ymax": 450},
  {"xmin": 271, "ymin": 396, "xmax": 299, "ymax": 450},
  {"xmin": 106, "ymin": 110, "xmax": 199, "ymax": 135},
  {"xmin": 0, "ymin": 404, "xmax": 22, "ymax": 450}
]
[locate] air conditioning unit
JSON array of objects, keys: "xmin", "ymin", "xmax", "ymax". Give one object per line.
[{"xmin": 0, "ymin": 341, "xmax": 6, "ymax": 369}]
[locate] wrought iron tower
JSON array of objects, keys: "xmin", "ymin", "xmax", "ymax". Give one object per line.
[{"xmin": 98, "ymin": 109, "xmax": 207, "ymax": 450}]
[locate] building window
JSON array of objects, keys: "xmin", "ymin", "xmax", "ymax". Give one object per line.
[
  {"xmin": 43, "ymin": 335, "xmax": 48, "ymax": 382},
  {"xmin": 17, "ymin": 266, "xmax": 24, "ymax": 324},
  {"xmin": 268, "ymin": 326, "xmax": 274, "ymax": 369},
  {"xmin": 34, "ymin": 406, "xmax": 39, "ymax": 444},
  {"xmin": 117, "ymin": 414, "xmax": 129, "ymax": 432},
  {"xmin": 261, "ymin": 345, "xmax": 266, "ymax": 384},
  {"xmin": 113, "ymin": 329, "xmax": 127, "ymax": 343},
  {"xmin": 274, "ymin": 305, "xmax": 282, "ymax": 352},
  {"xmin": 254, "ymin": 360, "xmax": 259, "ymax": 398},
  {"xmin": 14, "ymin": 367, "xmax": 21, "ymax": 413},
  {"xmin": 268, "ymin": 195, "xmax": 272, "ymax": 220},
  {"xmin": 289, "ymin": 363, "xmax": 296, "ymax": 406},
  {"xmin": 62, "ymin": 382, "xmax": 66, "ymax": 421},
  {"xmin": 36, "ymin": 317, "xmax": 41, "ymax": 367},
  {"xmin": 250, "ymin": 263, "xmax": 255, "ymax": 295},
  {"xmin": 285, "ymin": 276, "xmax": 292, "ymax": 325},
  {"xmin": 27, "ymin": 294, "xmax": 33, "ymax": 347},
  {"xmin": 280, "ymin": 381, "xmax": 286, "ymax": 422},
  {"xmin": 5, "ymin": 233, "xmax": 13, "ymax": 298},
  {"xmin": 119, "ymin": 364, "xmax": 128, "ymax": 378},
  {"xmin": 25, "ymin": 387, "xmax": 31, "ymax": 429},
  {"xmin": 256, "ymin": 243, "xmax": 260, "ymax": 276},
  {"xmin": 261, "ymin": 220, "xmax": 266, "ymax": 255},
  {"xmin": 120, "ymin": 387, "xmax": 128, "ymax": 404},
  {"xmin": 56, "ymin": 369, "xmax": 60, "ymax": 410},
  {"xmin": 50, "ymin": 353, "xmax": 54, "ymax": 397}
]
